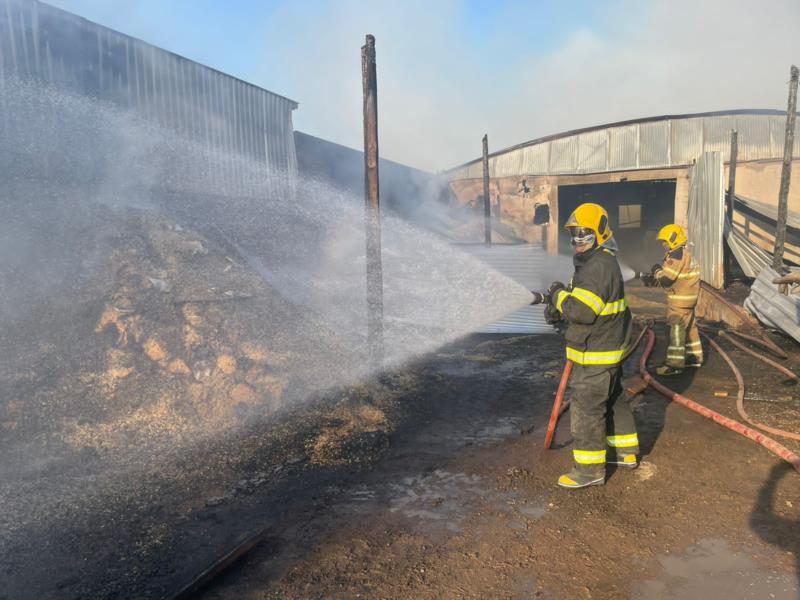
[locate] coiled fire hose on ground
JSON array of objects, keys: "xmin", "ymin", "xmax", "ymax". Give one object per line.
[
  {"xmin": 640, "ymin": 328, "xmax": 800, "ymax": 473},
  {"xmin": 704, "ymin": 332, "xmax": 800, "ymax": 442}
]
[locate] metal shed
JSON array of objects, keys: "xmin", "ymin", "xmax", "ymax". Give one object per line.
[{"xmin": 0, "ymin": 0, "xmax": 298, "ymax": 173}]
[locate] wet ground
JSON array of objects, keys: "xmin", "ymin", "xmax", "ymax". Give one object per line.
[{"xmin": 188, "ymin": 299, "xmax": 799, "ymax": 599}]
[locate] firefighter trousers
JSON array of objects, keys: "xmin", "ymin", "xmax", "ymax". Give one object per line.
[
  {"xmin": 569, "ymin": 363, "xmax": 640, "ymax": 477},
  {"xmin": 665, "ymin": 305, "xmax": 703, "ymax": 368}
]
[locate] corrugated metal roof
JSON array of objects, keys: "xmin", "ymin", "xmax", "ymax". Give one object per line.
[
  {"xmin": 727, "ymin": 220, "xmax": 771, "ymax": 279},
  {"xmin": 448, "ymin": 110, "xmax": 800, "ymax": 180},
  {"xmin": 744, "ymin": 266, "xmax": 800, "ymax": 343}
]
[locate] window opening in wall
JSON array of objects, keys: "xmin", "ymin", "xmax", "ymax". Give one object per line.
[{"xmin": 619, "ymin": 204, "xmax": 642, "ymax": 229}]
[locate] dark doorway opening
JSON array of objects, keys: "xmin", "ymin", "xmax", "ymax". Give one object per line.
[{"xmin": 557, "ymin": 179, "xmax": 676, "ymax": 270}]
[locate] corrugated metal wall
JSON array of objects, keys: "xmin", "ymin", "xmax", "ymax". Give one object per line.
[
  {"xmin": 459, "ymin": 244, "xmax": 555, "ymax": 334},
  {"xmin": 448, "ymin": 113, "xmax": 800, "ymax": 180},
  {"xmin": 0, "ymin": 0, "xmax": 298, "ymax": 174},
  {"xmin": 687, "ymin": 152, "xmax": 725, "ymax": 288}
]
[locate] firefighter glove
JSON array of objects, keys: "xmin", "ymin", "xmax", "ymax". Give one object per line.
[
  {"xmin": 547, "ymin": 281, "xmax": 566, "ymax": 300},
  {"xmin": 544, "ymin": 303, "xmax": 563, "ymax": 325},
  {"xmin": 640, "ymin": 273, "xmax": 657, "ymax": 287}
]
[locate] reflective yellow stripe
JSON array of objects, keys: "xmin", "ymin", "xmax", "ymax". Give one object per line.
[
  {"xmin": 566, "ymin": 347, "xmax": 626, "ymax": 365},
  {"xmin": 686, "ymin": 340, "xmax": 703, "ymax": 348},
  {"xmin": 556, "ymin": 289, "xmax": 569, "ymax": 312},
  {"xmin": 668, "ymin": 294, "xmax": 698, "ymax": 302},
  {"xmin": 677, "ymin": 270, "xmax": 701, "ymax": 279},
  {"xmin": 686, "ymin": 347, "xmax": 704, "ymax": 357},
  {"xmin": 661, "ymin": 266, "xmax": 680, "ymax": 278},
  {"xmin": 599, "ymin": 298, "xmax": 627, "ymax": 316},
  {"xmin": 607, "ymin": 433, "xmax": 639, "ymax": 448},
  {"xmin": 573, "ymin": 449, "xmax": 606, "ymax": 464},
  {"xmin": 570, "ymin": 286, "xmax": 604, "ymax": 315}
]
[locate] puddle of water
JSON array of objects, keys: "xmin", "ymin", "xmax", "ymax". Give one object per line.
[
  {"xmin": 387, "ymin": 470, "xmax": 486, "ymax": 532},
  {"xmin": 339, "ymin": 467, "xmax": 547, "ymax": 533},
  {"xmin": 462, "ymin": 416, "xmax": 523, "ymax": 445},
  {"xmin": 632, "ymin": 538, "xmax": 799, "ymax": 599}
]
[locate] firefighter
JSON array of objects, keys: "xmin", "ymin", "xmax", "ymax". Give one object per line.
[
  {"xmin": 546, "ymin": 203, "xmax": 639, "ymax": 489},
  {"xmin": 643, "ymin": 224, "xmax": 703, "ymax": 375}
]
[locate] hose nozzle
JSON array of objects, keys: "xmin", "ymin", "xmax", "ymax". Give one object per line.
[{"xmin": 530, "ymin": 291, "xmax": 551, "ymax": 305}]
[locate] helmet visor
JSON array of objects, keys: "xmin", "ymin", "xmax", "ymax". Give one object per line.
[{"xmin": 568, "ymin": 226, "xmax": 596, "ymax": 247}]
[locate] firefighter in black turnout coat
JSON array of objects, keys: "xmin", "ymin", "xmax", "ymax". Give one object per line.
[{"xmin": 546, "ymin": 203, "xmax": 640, "ymax": 489}]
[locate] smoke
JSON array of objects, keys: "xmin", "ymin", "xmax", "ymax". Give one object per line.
[
  {"xmin": 41, "ymin": 0, "xmax": 800, "ymax": 171},
  {"xmin": 253, "ymin": 0, "xmax": 800, "ymax": 170}
]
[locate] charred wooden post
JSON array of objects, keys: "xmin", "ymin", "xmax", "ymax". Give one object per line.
[
  {"xmin": 482, "ymin": 134, "xmax": 491, "ymax": 245},
  {"xmin": 772, "ymin": 65, "xmax": 799, "ymax": 271},
  {"xmin": 362, "ymin": 34, "xmax": 383, "ymax": 367},
  {"xmin": 724, "ymin": 129, "xmax": 738, "ymax": 287}
]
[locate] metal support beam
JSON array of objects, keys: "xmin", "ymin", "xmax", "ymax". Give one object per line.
[
  {"xmin": 772, "ymin": 65, "xmax": 799, "ymax": 271},
  {"xmin": 362, "ymin": 34, "xmax": 383, "ymax": 368},
  {"xmin": 482, "ymin": 134, "xmax": 491, "ymax": 245},
  {"xmin": 724, "ymin": 129, "xmax": 738, "ymax": 287}
]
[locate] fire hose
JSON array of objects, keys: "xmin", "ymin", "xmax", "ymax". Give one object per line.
[
  {"xmin": 543, "ymin": 360, "xmax": 572, "ymax": 449},
  {"xmin": 640, "ymin": 328, "xmax": 800, "ymax": 473},
  {"xmin": 717, "ymin": 330, "xmax": 797, "ymax": 383},
  {"xmin": 704, "ymin": 332, "xmax": 800, "ymax": 442}
]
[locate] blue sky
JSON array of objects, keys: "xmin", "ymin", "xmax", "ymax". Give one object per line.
[{"xmin": 47, "ymin": 1, "xmax": 800, "ymax": 171}]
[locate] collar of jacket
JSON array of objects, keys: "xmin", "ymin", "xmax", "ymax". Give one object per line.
[{"xmin": 665, "ymin": 244, "xmax": 686, "ymax": 261}]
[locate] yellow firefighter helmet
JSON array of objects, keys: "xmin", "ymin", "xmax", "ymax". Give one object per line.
[
  {"xmin": 657, "ymin": 224, "xmax": 687, "ymax": 250},
  {"xmin": 564, "ymin": 202, "xmax": 613, "ymax": 245}
]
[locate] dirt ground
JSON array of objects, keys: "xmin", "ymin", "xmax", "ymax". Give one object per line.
[{"xmin": 173, "ymin": 286, "xmax": 800, "ymax": 600}]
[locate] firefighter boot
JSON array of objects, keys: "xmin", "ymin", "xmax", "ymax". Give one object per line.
[
  {"xmin": 558, "ymin": 470, "xmax": 605, "ymax": 489},
  {"xmin": 657, "ymin": 323, "xmax": 686, "ymax": 375},
  {"xmin": 607, "ymin": 453, "xmax": 638, "ymax": 468}
]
